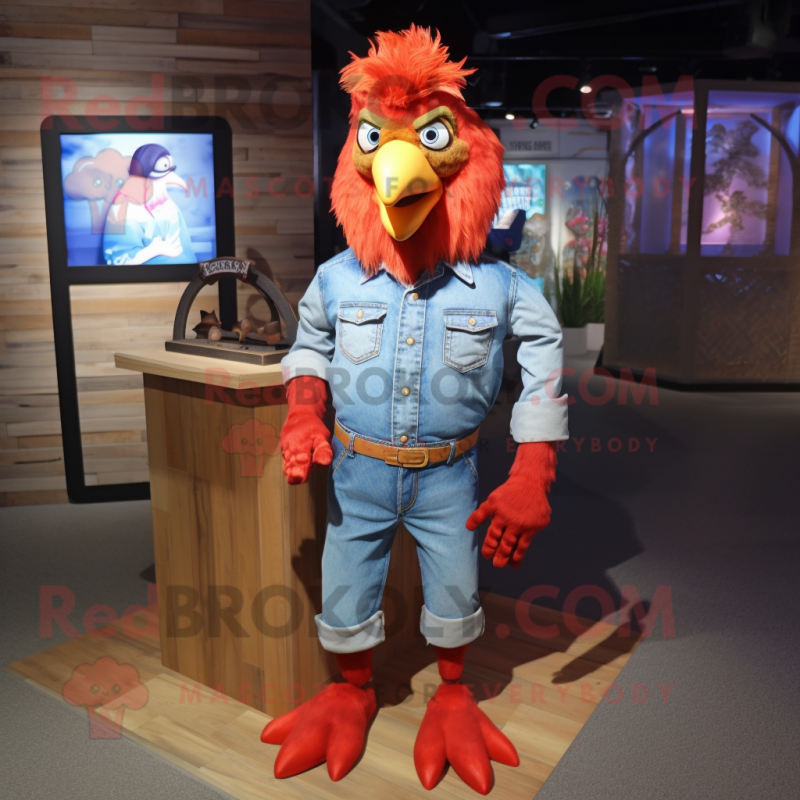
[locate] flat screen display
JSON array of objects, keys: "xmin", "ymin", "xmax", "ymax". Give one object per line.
[{"xmin": 60, "ymin": 132, "xmax": 217, "ymax": 267}]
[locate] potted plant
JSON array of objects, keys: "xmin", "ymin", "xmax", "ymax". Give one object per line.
[
  {"xmin": 555, "ymin": 206, "xmax": 607, "ymax": 354},
  {"xmin": 584, "ymin": 204, "xmax": 606, "ymax": 351},
  {"xmin": 554, "ymin": 260, "xmax": 588, "ymax": 355},
  {"xmin": 584, "ymin": 270, "xmax": 605, "ymax": 351}
]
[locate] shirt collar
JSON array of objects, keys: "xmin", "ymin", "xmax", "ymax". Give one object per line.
[{"xmin": 359, "ymin": 261, "xmax": 474, "ymax": 286}]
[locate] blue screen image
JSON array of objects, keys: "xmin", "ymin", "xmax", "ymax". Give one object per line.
[
  {"xmin": 60, "ymin": 132, "xmax": 217, "ymax": 267},
  {"xmin": 493, "ymin": 163, "xmax": 546, "ymax": 225}
]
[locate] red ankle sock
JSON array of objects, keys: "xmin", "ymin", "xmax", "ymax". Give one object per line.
[
  {"xmin": 434, "ymin": 644, "xmax": 468, "ymax": 682},
  {"xmin": 336, "ymin": 649, "xmax": 373, "ymax": 687}
]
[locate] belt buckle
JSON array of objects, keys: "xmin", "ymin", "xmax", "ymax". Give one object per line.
[{"xmin": 386, "ymin": 447, "xmax": 429, "ymax": 468}]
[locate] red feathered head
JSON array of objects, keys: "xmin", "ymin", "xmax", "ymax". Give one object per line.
[{"xmin": 330, "ymin": 26, "xmax": 505, "ymax": 284}]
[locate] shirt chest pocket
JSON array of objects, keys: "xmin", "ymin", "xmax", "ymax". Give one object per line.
[
  {"xmin": 337, "ymin": 302, "xmax": 387, "ymax": 364},
  {"xmin": 443, "ymin": 310, "xmax": 498, "ymax": 373},
  {"xmin": 443, "ymin": 309, "xmax": 497, "ymax": 372}
]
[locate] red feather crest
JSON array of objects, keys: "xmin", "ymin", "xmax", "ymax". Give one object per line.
[{"xmin": 340, "ymin": 26, "xmax": 474, "ymax": 119}]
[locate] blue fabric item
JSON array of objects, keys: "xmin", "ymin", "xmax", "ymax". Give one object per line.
[
  {"xmin": 317, "ymin": 420, "xmax": 485, "ymax": 651},
  {"xmin": 282, "ymin": 249, "xmax": 569, "ymax": 445},
  {"xmin": 284, "ymin": 249, "xmax": 569, "ymax": 652},
  {"xmin": 487, "ymin": 208, "xmax": 526, "ymax": 252}
]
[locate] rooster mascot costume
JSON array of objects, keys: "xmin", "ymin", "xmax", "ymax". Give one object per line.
[{"xmin": 262, "ymin": 26, "xmax": 568, "ymax": 795}]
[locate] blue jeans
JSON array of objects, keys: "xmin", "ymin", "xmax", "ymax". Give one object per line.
[{"xmin": 316, "ymin": 421, "xmax": 485, "ymax": 653}]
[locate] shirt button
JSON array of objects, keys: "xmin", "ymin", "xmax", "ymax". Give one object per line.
[
  {"xmin": 357, "ymin": 309, "xmax": 364, "ymax": 318},
  {"xmin": 399, "ymin": 435, "xmax": 409, "ymax": 443},
  {"xmin": 468, "ymin": 317, "xmax": 476, "ymax": 326},
  {"xmin": 401, "ymin": 386, "xmax": 410, "ymax": 396},
  {"xmin": 411, "ymin": 293, "xmax": 419, "ymax": 301},
  {"xmin": 406, "ymin": 337, "xmax": 415, "ymax": 345}
]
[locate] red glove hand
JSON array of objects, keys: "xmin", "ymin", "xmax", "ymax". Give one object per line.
[
  {"xmin": 280, "ymin": 376, "xmax": 333, "ymax": 485},
  {"xmin": 466, "ymin": 441, "xmax": 556, "ymax": 569}
]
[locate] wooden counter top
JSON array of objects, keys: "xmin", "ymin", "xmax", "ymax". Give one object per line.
[{"xmin": 114, "ymin": 349, "xmax": 284, "ymax": 388}]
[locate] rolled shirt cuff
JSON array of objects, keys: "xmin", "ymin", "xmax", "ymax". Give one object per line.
[
  {"xmin": 420, "ymin": 604, "xmax": 485, "ymax": 648},
  {"xmin": 281, "ymin": 348, "xmax": 331, "ymax": 384},
  {"xmin": 315, "ymin": 609, "xmax": 385, "ymax": 653},
  {"xmin": 510, "ymin": 397, "xmax": 569, "ymax": 443}
]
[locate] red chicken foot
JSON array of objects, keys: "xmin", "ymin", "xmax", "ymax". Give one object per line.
[
  {"xmin": 261, "ymin": 682, "xmax": 376, "ymax": 781},
  {"xmin": 414, "ymin": 683, "xmax": 520, "ymax": 795}
]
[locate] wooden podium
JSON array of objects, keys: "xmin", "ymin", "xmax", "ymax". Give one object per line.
[{"xmin": 116, "ymin": 350, "xmax": 422, "ymax": 716}]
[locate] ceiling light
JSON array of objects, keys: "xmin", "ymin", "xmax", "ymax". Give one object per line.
[
  {"xmin": 505, "ymin": 113, "xmax": 515, "ymax": 120},
  {"xmin": 485, "ymin": 101, "xmax": 503, "ymax": 108},
  {"xmin": 579, "ymin": 67, "xmax": 593, "ymax": 95}
]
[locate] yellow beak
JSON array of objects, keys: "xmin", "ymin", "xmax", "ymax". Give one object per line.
[{"xmin": 371, "ymin": 139, "xmax": 443, "ymax": 241}]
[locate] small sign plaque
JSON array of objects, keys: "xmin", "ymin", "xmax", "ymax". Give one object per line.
[{"xmin": 199, "ymin": 258, "xmax": 251, "ymax": 282}]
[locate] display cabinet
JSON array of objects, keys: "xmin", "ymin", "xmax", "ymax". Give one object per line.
[{"xmin": 604, "ymin": 80, "xmax": 800, "ymax": 384}]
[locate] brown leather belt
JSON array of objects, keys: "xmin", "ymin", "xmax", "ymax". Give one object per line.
[{"xmin": 333, "ymin": 420, "xmax": 479, "ymax": 468}]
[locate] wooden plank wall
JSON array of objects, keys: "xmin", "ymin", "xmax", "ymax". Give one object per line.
[{"xmin": 0, "ymin": 0, "xmax": 314, "ymax": 505}]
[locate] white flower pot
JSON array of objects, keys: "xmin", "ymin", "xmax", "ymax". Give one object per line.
[
  {"xmin": 586, "ymin": 322, "xmax": 605, "ymax": 351},
  {"xmin": 561, "ymin": 325, "xmax": 587, "ymax": 355}
]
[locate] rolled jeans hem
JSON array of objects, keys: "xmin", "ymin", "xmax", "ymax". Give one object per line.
[
  {"xmin": 315, "ymin": 609, "xmax": 385, "ymax": 653},
  {"xmin": 420, "ymin": 604, "xmax": 485, "ymax": 648}
]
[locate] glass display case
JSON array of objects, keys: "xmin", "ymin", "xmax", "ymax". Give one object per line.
[{"xmin": 604, "ymin": 80, "xmax": 800, "ymax": 384}]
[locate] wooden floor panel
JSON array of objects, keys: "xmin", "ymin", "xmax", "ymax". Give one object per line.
[{"xmin": 6, "ymin": 599, "xmax": 641, "ymax": 798}]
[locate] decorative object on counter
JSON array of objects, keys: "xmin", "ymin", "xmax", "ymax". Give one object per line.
[
  {"xmin": 258, "ymin": 321, "xmax": 282, "ymax": 345},
  {"xmin": 191, "ymin": 311, "xmax": 281, "ymax": 347},
  {"xmin": 167, "ymin": 257, "xmax": 297, "ymax": 365},
  {"xmin": 232, "ymin": 318, "xmax": 254, "ymax": 343},
  {"xmin": 192, "ymin": 310, "xmax": 222, "ymax": 338}
]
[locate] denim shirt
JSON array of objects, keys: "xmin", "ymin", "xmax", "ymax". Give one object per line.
[{"xmin": 282, "ymin": 249, "xmax": 569, "ymax": 446}]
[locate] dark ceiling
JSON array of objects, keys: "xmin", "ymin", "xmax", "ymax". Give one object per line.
[{"xmin": 313, "ymin": 0, "xmax": 800, "ymax": 118}]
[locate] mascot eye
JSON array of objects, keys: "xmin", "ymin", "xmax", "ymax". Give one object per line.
[
  {"xmin": 419, "ymin": 121, "xmax": 451, "ymax": 150},
  {"xmin": 155, "ymin": 157, "xmax": 171, "ymax": 172},
  {"xmin": 357, "ymin": 121, "xmax": 381, "ymax": 153}
]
